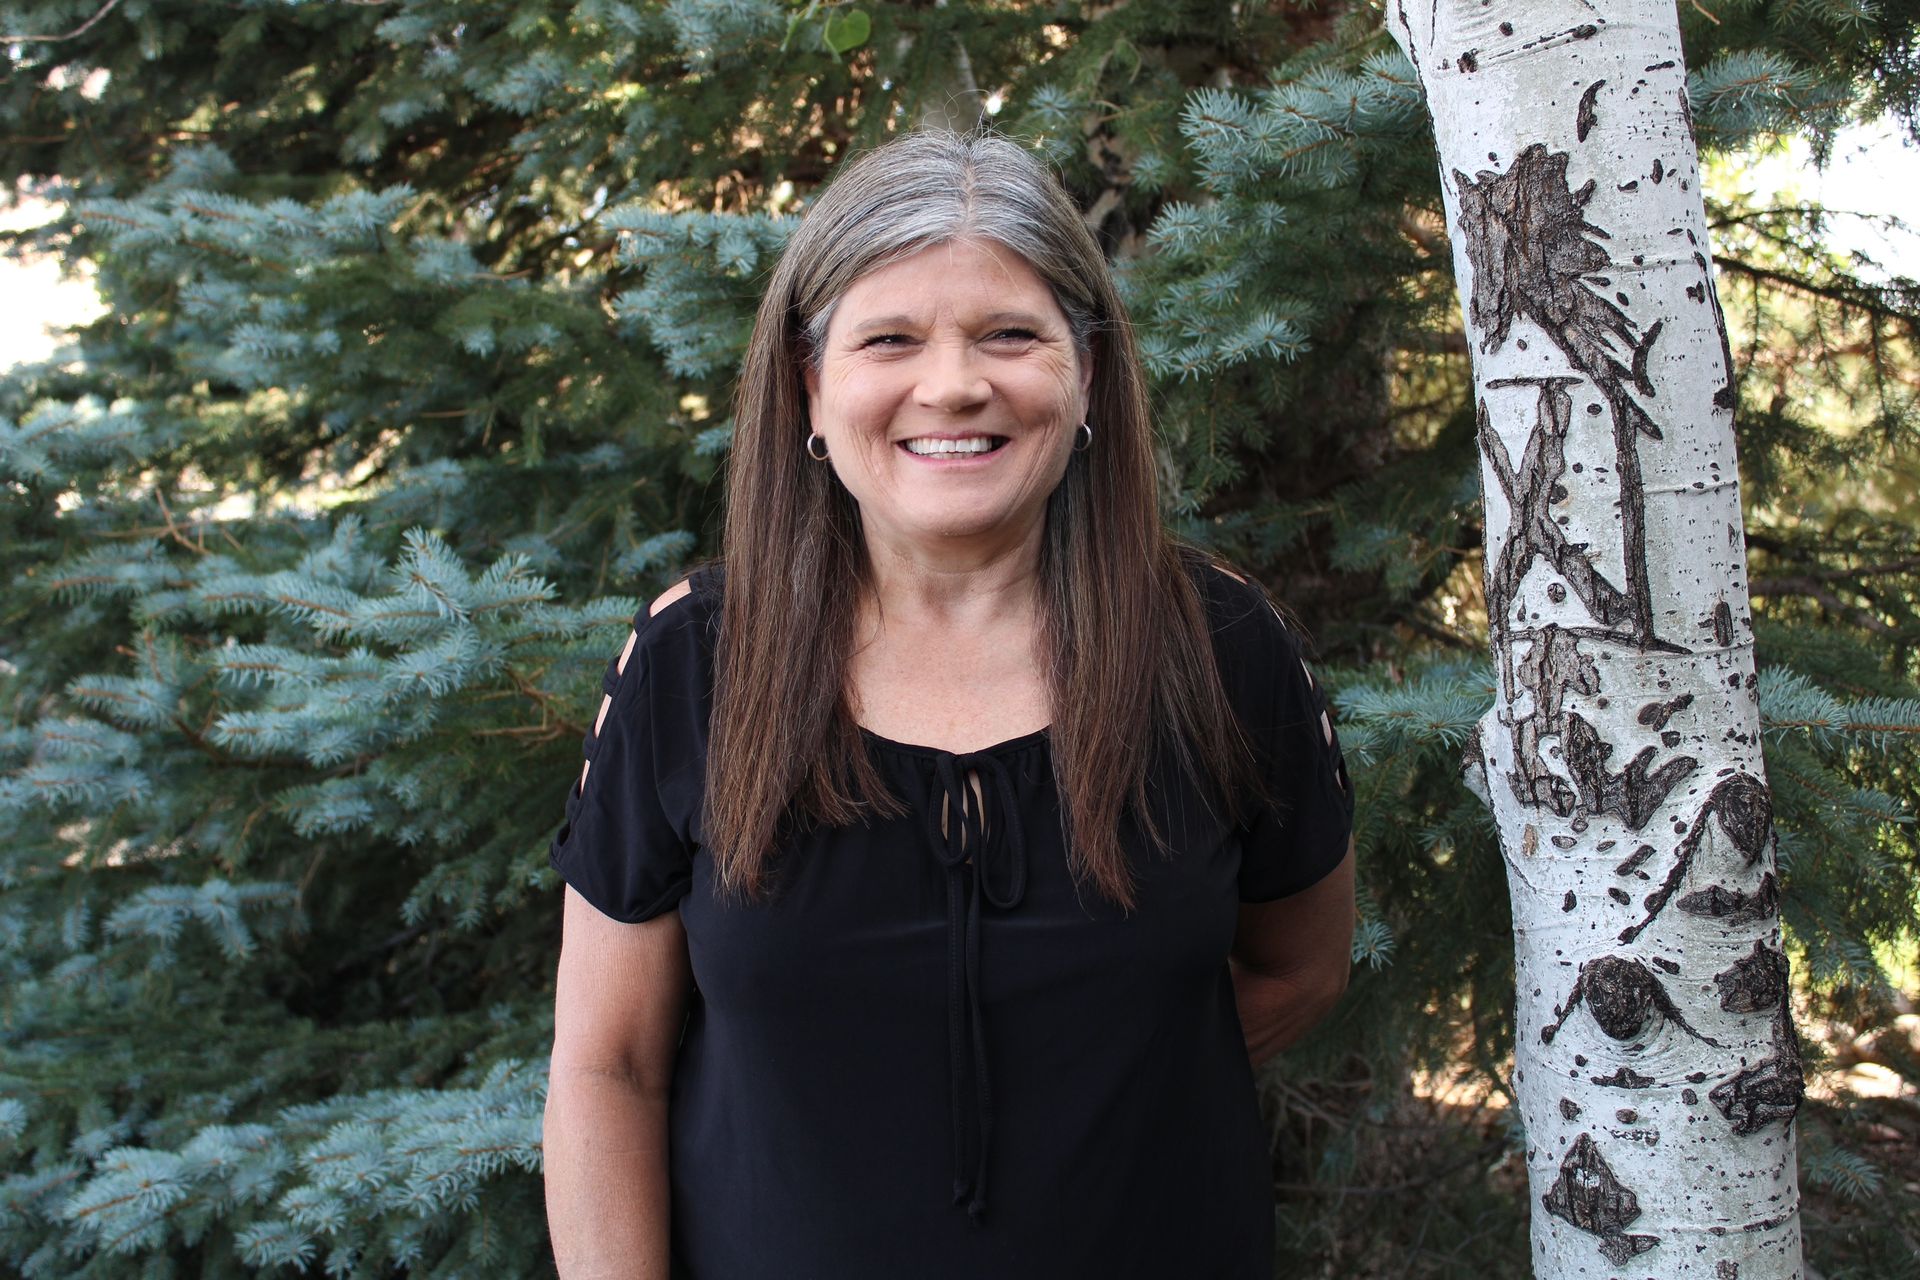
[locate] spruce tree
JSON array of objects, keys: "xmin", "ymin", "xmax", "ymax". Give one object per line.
[{"xmin": 3, "ymin": 0, "xmax": 1917, "ymax": 1275}]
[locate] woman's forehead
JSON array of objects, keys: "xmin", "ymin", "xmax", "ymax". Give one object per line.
[{"xmin": 835, "ymin": 240, "xmax": 1061, "ymax": 325}]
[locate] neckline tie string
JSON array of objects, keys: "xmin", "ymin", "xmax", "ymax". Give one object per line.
[{"xmin": 921, "ymin": 749, "xmax": 1028, "ymax": 1223}]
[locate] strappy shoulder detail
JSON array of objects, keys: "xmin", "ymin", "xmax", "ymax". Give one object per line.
[
  {"xmin": 548, "ymin": 579, "xmax": 717, "ymax": 923},
  {"xmin": 1196, "ymin": 561, "xmax": 1355, "ymax": 900}
]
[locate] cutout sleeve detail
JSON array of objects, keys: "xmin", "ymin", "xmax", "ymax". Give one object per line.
[
  {"xmin": 1207, "ymin": 569, "xmax": 1356, "ymax": 902},
  {"xmin": 548, "ymin": 597, "xmax": 707, "ymax": 923}
]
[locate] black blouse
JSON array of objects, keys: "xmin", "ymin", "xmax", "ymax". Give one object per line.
[{"xmin": 549, "ymin": 561, "xmax": 1354, "ymax": 1279}]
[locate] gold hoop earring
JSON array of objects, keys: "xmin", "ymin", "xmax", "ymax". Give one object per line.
[
  {"xmin": 1072, "ymin": 422, "xmax": 1093, "ymax": 452},
  {"xmin": 807, "ymin": 433, "xmax": 830, "ymax": 461}
]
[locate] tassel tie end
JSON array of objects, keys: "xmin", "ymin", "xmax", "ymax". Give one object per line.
[{"xmin": 924, "ymin": 750, "xmax": 1027, "ymax": 1228}]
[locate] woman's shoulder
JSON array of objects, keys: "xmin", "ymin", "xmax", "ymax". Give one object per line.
[
  {"xmin": 1179, "ymin": 550, "xmax": 1302, "ymax": 651},
  {"xmin": 641, "ymin": 561, "xmax": 724, "ymax": 630},
  {"xmin": 609, "ymin": 561, "xmax": 723, "ymax": 688}
]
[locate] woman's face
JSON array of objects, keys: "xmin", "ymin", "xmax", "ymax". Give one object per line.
[{"xmin": 801, "ymin": 237, "xmax": 1093, "ymax": 557}]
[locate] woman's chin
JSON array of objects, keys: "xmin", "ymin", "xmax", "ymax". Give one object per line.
[{"xmin": 879, "ymin": 507, "xmax": 1037, "ymax": 549}]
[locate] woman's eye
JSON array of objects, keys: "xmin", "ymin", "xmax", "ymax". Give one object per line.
[
  {"xmin": 861, "ymin": 333, "xmax": 911, "ymax": 348},
  {"xmin": 990, "ymin": 328, "xmax": 1039, "ymax": 342}
]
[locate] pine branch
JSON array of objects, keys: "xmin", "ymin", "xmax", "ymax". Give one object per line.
[
  {"xmin": 1712, "ymin": 254, "xmax": 1919, "ymax": 326},
  {"xmin": 2, "ymin": 0, "xmax": 124, "ymax": 43},
  {"xmin": 1750, "ymin": 577, "xmax": 1899, "ymax": 633}
]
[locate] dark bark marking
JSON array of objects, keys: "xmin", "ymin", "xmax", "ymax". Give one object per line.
[
  {"xmin": 1646, "ymin": 60, "xmax": 1676, "ymax": 71},
  {"xmin": 1635, "ymin": 693, "xmax": 1692, "ymax": 729},
  {"xmin": 1714, "ymin": 941, "xmax": 1789, "ymax": 1014},
  {"xmin": 1506, "ymin": 624, "xmax": 1595, "ymax": 816},
  {"xmin": 1650, "ymin": 955, "xmax": 1678, "ymax": 974},
  {"xmin": 1619, "ymin": 774, "xmax": 1774, "ymax": 943},
  {"xmin": 1608, "ymin": 887, "xmax": 1630, "ymax": 904},
  {"xmin": 1604, "ymin": 389, "xmax": 1665, "ymax": 652},
  {"xmin": 1710, "ymin": 1049, "xmax": 1803, "ymax": 1135},
  {"xmin": 1388, "ymin": 1, "xmax": 1430, "ymax": 78},
  {"xmin": 1541, "ymin": 955, "xmax": 1720, "ymax": 1047},
  {"xmin": 1599, "ymin": 1234, "xmax": 1661, "ymax": 1265},
  {"xmin": 1682, "ymin": 1087, "xmax": 1699, "ymax": 1104},
  {"xmin": 1708, "ymin": 773, "xmax": 1772, "ymax": 863},
  {"xmin": 1542, "ymin": 1131, "xmax": 1639, "ymax": 1230},
  {"xmin": 1628, "ymin": 319, "xmax": 1662, "ymax": 401},
  {"xmin": 1614, "ymin": 843, "xmax": 1655, "ymax": 876},
  {"xmin": 1713, "ymin": 601, "xmax": 1734, "ymax": 646},
  {"xmin": 1735, "ymin": 1208, "xmax": 1797, "ymax": 1235},
  {"xmin": 1564, "ymin": 712, "xmax": 1697, "ymax": 830},
  {"xmin": 1458, "ymin": 48, "xmax": 1479, "ymax": 72},
  {"xmin": 1615, "ymin": 1108, "xmax": 1636, "ymax": 1123},
  {"xmin": 1560, "ymin": 1097, "xmax": 1581, "ymax": 1120},
  {"xmin": 1692, "ymin": 249, "xmax": 1739, "ymax": 410},
  {"xmin": 1499, "ymin": 21, "xmax": 1513, "ymax": 36},
  {"xmin": 1455, "ymin": 143, "xmax": 1665, "ymax": 646},
  {"xmin": 1678, "ymin": 873, "xmax": 1779, "ymax": 924},
  {"xmin": 1479, "ymin": 387, "xmax": 1638, "ymax": 637},
  {"xmin": 1514, "ymin": 22, "xmax": 1607, "ymax": 55},
  {"xmin": 1584, "ymin": 956, "xmax": 1660, "ymax": 1040},
  {"xmin": 1591, "ymin": 1066, "xmax": 1655, "ymax": 1088},
  {"xmin": 1563, "ymin": 890, "xmax": 1577, "ymax": 912},
  {"xmin": 1542, "ymin": 1133, "xmax": 1658, "ymax": 1264},
  {"xmin": 1651, "ymin": 157, "xmax": 1665, "ymax": 184},
  {"xmin": 1717, "ymin": 1263, "xmax": 1739, "ymax": 1280},
  {"xmin": 1576, "ymin": 80, "xmax": 1604, "ymax": 142}
]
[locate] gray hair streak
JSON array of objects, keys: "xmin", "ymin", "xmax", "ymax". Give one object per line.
[{"xmin": 787, "ymin": 130, "xmax": 1103, "ymax": 372}]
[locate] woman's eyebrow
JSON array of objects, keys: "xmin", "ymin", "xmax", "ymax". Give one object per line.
[
  {"xmin": 851, "ymin": 315, "xmax": 920, "ymax": 334},
  {"xmin": 976, "ymin": 310, "xmax": 1051, "ymax": 328},
  {"xmin": 850, "ymin": 310, "xmax": 1052, "ymax": 334}
]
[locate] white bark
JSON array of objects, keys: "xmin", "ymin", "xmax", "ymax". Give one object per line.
[{"xmin": 1387, "ymin": 4, "xmax": 1804, "ymax": 1277}]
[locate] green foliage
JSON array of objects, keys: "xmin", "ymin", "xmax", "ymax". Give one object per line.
[{"xmin": 3, "ymin": 0, "xmax": 1919, "ymax": 1275}]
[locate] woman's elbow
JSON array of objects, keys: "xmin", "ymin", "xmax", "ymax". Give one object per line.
[
  {"xmin": 1325, "ymin": 951, "xmax": 1353, "ymax": 1002},
  {"xmin": 1296, "ymin": 956, "xmax": 1350, "ymax": 1025},
  {"xmin": 1234, "ymin": 954, "xmax": 1352, "ymax": 1066}
]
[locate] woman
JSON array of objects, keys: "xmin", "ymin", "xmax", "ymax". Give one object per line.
[{"xmin": 544, "ymin": 128, "xmax": 1355, "ymax": 1279}]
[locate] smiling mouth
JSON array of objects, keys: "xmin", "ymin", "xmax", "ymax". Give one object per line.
[{"xmin": 899, "ymin": 436, "xmax": 1008, "ymax": 457}]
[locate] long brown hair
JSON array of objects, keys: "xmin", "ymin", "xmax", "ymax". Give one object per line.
[{"xmin": 708, "ymin": 128, "xmax": 1256, "ymax": 910}]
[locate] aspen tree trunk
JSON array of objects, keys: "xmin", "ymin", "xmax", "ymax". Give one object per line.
[{"xmin": 1387, "ymin": 4, "xmax": 1804, "ymax": 1276}]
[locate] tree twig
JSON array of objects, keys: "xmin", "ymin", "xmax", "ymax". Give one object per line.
[
  {"xmin": 1750, "ymin": 576, "xmax": 1895, "ymax": 633},
  {"xmin": 3, "ymin": 0, "xmax": 122, "ymax": 43}
]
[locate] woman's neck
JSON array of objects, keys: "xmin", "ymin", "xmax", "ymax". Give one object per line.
[{"xmin": 858, "ymin": 523, "xmax": 1044, "ymax": 633}]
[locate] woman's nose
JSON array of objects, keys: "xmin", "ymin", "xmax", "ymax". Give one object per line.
[{"xmin": 913, "ymin": 341, "xmax": 992, "ymax": 413}]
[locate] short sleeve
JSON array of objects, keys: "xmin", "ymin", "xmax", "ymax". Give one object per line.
[
  {"xmin": 547, "ymin": 597, "xmax": 707, "ymax": 923},
  {"xmin": 1211, "ymin": 573, "xmax": 1355, "ymax": 902}
]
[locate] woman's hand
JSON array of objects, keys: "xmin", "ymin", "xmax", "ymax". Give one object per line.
[{"xmin": 1229, "ymin": 841, "xmax": 1356, "ymax": 1068}]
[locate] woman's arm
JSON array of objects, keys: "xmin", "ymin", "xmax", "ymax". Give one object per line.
[
  {"xmin": 1229, "ymin": 840, "xmax": 1356, "ymax": 1069},
  {"xmin": 545, "ymin": 887, "xmax": 693, "ymax": 1279}
]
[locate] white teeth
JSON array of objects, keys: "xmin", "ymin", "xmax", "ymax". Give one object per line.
[{"xmin": 903, "ymin": 437, "xmax": 999, "ymax": 456}]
